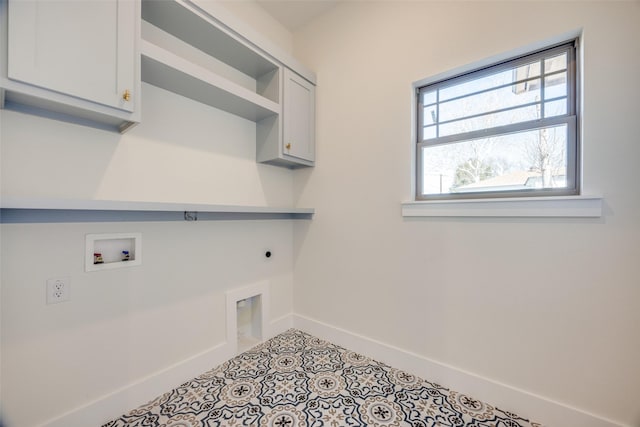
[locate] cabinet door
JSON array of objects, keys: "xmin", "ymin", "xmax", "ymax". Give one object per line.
[
  {"xmin": 283, "ymin": 68, "xmax": 315, "ymax": 162},
  {"xmin": 7, "ymin": 0, "xmax": 136, "ymax": 112}
]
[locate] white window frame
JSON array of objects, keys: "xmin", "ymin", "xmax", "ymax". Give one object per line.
[
  {"xmin": 405, "ymin": 34, "xmax": 602, "ymax": 217},
  {"xmin": 415, "ymin": 40, "xmax": 579, "ymax": 201}
]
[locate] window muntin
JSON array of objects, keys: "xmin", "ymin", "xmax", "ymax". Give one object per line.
[{"xmin": 416, "ymin": 41, "xmax": 578, "ymax": 200}]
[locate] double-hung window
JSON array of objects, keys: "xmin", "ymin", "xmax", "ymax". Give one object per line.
[{"xmin": 416, "ymin": 40, "xmax": 578, "ymax": 200}]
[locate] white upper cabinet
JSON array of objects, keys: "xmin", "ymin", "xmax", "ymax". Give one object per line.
[
  {"xmin": 8, "ymin": 0, "xmax": 136, "ymax": 111},
  {"xmin": 256, "ymin": 68, "xmax": 315, "ymax": 168},
  {"xmin": 1, "ymin": 0, "xmax": 141, "ymax": 132},
  {"xmin": 283, "ymin": 68, "xmax": 315, "ymax": 164}
]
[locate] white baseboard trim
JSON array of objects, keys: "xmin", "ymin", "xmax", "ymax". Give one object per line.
[
  {"xmin": 41, "ymin": 341, "xmax": 234, "ymax": 427},
  {"xmin": 269, "ymin": 312, "xmax": 294, "ymax": 338},
  {"xmin": 39, "ymin": 312, "xmax": 623, "ymax": 427},
  {"xmin": 40, "ymin": 314, "xmax": 295, "ymax": 427},
  {"xmin": 292, "ymin": 313, "xmax": 625, "ymax": 427}
]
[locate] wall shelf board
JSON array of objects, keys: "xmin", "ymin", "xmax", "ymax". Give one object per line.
[
  {"xmin": 139, "ymin": 0, "xmax": 315, "ymax": 168},
  {"xmin": 141, "ymin": 41, "xmax": 279, "ymax": 122},
  {"xmin": 144, "ymin": 0, "xmax": 316, "ymax": 85},
  {"xmin": 141, "ymin": 0, "xmax": 279, "ymax": 81},
  {"xmin": 0, "ymin": 198, "xmax": 314, "ymax": 223}
]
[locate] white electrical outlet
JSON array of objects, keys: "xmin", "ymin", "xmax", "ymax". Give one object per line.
[{"xmin": 46, "ymin": 277, "xmax": 70, "ymax": 304}]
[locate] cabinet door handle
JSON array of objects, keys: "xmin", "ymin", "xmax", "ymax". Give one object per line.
[
  {"xmin": 285, "ymin": 143, "xmax": 291, "ymax": 150},
  {"xmin": 122, "ymin": 89, "xmax": 131, "ymax": 102}
]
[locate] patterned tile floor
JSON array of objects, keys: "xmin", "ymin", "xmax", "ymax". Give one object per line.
[{"xmin": 104, "ymin": 329, "xmax": 542, "ymax": 427}]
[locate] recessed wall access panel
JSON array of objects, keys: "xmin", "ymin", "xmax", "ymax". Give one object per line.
[
  {"xmin": 236, "ymin": 295, "xmax": 262, "ymax": 351},
  {"xmin": 85, "ymin": 232, "xmax": 142, "ymax": 272},
  {"xmin": 226, "ymin": 281, "xmax": 270, "ymax": 355}
]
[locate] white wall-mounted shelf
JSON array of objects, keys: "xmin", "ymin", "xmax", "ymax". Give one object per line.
[
  {"xmin": 140, "ymin": 0, "xmax": 282, "ymax": 123},
  {"xmin": 141, "ymin": 40, "xmax": 280, "ymax": 122},
  {"xmin": 0, "ymin": 198, "xmax": 314, "ymax": 223},
  {"xmin": 142, "ymin": 0, "xmax": 281, "ymax": 81},
  {"xmin": 140, "ymin": 0, "xmax": 316, "ymax": 168}
]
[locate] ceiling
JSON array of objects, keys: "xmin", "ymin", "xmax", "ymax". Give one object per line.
[{"xmin": 255, "ymin": 0, "xmax": 341, "ymax": 31}]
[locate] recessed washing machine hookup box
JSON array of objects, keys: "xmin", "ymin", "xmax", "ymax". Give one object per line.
[{"xmin": 85, "ymin": 232, "xmax": 142, "ymax": 272}]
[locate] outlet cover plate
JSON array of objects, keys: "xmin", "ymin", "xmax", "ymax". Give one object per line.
[{"xmin": 46, "ymin": 277, "xmax": 70, "ymax": 304}]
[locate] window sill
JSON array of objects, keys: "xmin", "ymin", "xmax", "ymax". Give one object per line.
[{"xmin": 401, "ymin": 195, "xmax": 602, "ymax": 218}]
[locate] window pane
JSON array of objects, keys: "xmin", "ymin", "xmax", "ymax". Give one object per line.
[
  {"xmin": 439, "ymin": 59, "xmax": 541, "ymax": 101},
  {"xmin": 544, "ymin": 72, "xmax": 567, "ymax": 99},
  {"xmin": 421, "ymin": 125, "xmax": 568, "ymax": 195},
  {"xmin": 515, "ymin": 61, "xmax": 541, "ymax": 80},
  {"xmin": 544, "ymin": 53, "xmax": 567, "ymax": 74},
  {"xmin": 438, "ymin": 79, "xmax": 540, "ymax": 123},
  {"xmin": 423, "ymin": 107, "xmax": 437, "ymax": 126},
  {"xmin": 422, "ymin": 90, "xmax": 437, "ymax": 106},
  {"xmin": 422, "ymin": 125, "xmax": 437, "ymax": 139},
  {"xmin": 439, "ymin": 104, "xmax": 541, "ymax": 137},
  {"xmin": 544, "ymin": 99, "xmax": 567, "ymax": 117}
]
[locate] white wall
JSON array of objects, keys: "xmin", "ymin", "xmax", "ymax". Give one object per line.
[
  {"xmin": 0, "ymin": 2, "xmax": 297, "ymax": 425},
  {"xmin": 292, "ymin": 1, "xmax": 640, "ymax": 426},
  {"xmin": 2, "ymin": 84, "xmax": 294, "ymax": 205},
  {"xmin": 4, "ymin": 1, "xmax": 640, "ymax": 426},
  {"xmin": 0, "ymin": 91, "xmax": 294, "ymax": 427},
  {"xmin": 1, "ymin": 220, "xmax": 293, "ymax": 427}
]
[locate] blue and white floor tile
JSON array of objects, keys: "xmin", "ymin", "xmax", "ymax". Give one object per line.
[{"xmin": 104, "ymin": 329, "xmax": 542, "ymax": 427}]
